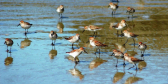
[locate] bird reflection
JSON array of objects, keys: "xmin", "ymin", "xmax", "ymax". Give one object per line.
[
  {"xmin": 66, "ymin": 56, "xmax": 80, "ymax": 62},
  {"xmin": 112, "ymin": 66, "xmax": 125, "ymax": 83},
  {"xmin": 124, "ymin": 43, "xmax": 137, "ymax": 57},
  {"xmin": 20, "ymin": 35, "xmax": 32, "ymax": 49},
  {"xmin": 4, "ymin": 52, "xmax": 13, "ymax": 66},
  {"xmin": 48, "ymin": 45, "xmax": 57, "ymax": 59},
  {"xmin": 57, "ymin": 19, "xmax": 64, "ymax": 33},
  {"xmin": 138, "ymin": 61, "xmax": 147, "ymax": 71},
  {"xmin": 125, "ymin": 70, "xmax": 143, "ymax": 84},
  {"xmin": 114, "ymin": 42, "xmax": 126, "ymax": 53},
  {"xmin": 69, "ymin": 63, "xmax": 84, "ymax": 80},
  {"xmin": 89, "ymin": 56, "xmax": 107, "ymax": 70}
]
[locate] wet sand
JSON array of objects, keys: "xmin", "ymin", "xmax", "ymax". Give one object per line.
[{"xmin": 0, "ymin": 0, "xmax": 168, "ymax": 84}]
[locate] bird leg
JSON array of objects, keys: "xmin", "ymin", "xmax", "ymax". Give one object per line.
[
  {"xmin": 116, "ymin": 59, "xmax": 118, "ymax": 67},
  {"xmin": 51, "ymin": 40, "xmax": 54, "ymax": 46},
  {"xmin": 123, "ymin": 58, "xmax": 126, "ymax": 67},
  {"xmin": 128, "ymin": 65, "xmax": 135, "ymax": 70},
  {"xmin": 72, "ymin": 43, "xmax": 74, "ymax": 50},
  {"xmin": 6, "ymin": 46, "xmax": 9, "ymax": 52},
  {"xmin": 92, "ymin": 32, "xmax": 95, "ymax": 37},
  {"xmin": 94, "ymin": 48, "xmax": 98, "ymax": 55},
  {"xmin": 24, "ymin": 29, "xmax": 27, "ymax": 34},
  {"xmin": 112, "ymin": 11, "xmax": 113, "ymax": 16},
  {"xmin": 95, "ymin": 31, "xmax": 97, "ymax": 38},
  {"xmin": 74, "ymin": 57, "xmax": 77, "ymax": 64},
  {"xmin": 124, "ymin": 39, "xmax": 128, "ymax": 45},
  {"xmin": 142, "ymin": 50, "xmax": 145, "ymax": 57},
  {"xmin": 135, "ymin": 63, "xmax": 138, "ymax": 70},
  {"xmin": 133, "ymin": 39, "xmax": 135, "ymax": 47},
  {"xmin": 141, "ymin": 51, "xmax": 143, "ymax": 57},
  {"xmin": 9, "ymin": 47, "xmax": 12, "ymax": 53},
  {"xmin": 99, "ymin": 48, "xmax": 100, "ymax": 55}
]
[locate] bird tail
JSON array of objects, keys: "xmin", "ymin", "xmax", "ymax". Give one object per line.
[
  {"xmin": 66, "ymin": 52, "xmax": 70, "ymax": 53},
  {"xmin": 102, "ymin": 44, "xmax": 108, "ymax": 47},
  {"xmin": 112, "ymin": 25, "xmax": 117, "ymax": 28},
  {"xmin": 65, "ymin": 38, "xmax": 69, "ymax": 40}
]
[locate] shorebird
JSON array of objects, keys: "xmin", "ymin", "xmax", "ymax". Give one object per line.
[
  {"xmin": 56, "ymin": 5, "xmax": 64, "ymax": 18},
  {"xmin": 4, "ymin": 38, "xmax": 13, "ymax": 53},
  {"xmin": 112, "ymin": 20, "xmax": 127, "ymax": 35},
  {"xmin": 49, "ymin": 30, "xmax": 58, "ymax": 46},
  {"xmin": 138, "ymin": 42, "xmax": 147, "ymax": 57},
  {"xmin": 83, "ymin": 25, "xmax": 102, "ymax": 37},
  {"xmin": 126, "ymin": 7, "xmax": 135, "ymax": 18},
  {"xmin": 123, "ymin": 30, "xmax": 138, "ymax": 45},
  {"xmin": 124, "ymin": 53, "xmax": 143, "ymax": 70},
  {"xmin": 89, "ymin": 37, "xmax": 108, "ymax": 54},
  {"xmin": 110, "ymin": 49, "xmax": 125, "ymax": 67},
  {"xmin": 66, "ymin": 47, "xmax": 87, "ymax": 63},
  {"xmin": 17, "ymin": 20, "xmax": 32, "ymax": 34},
  {"xmin": 108, "ymin": 2, "xmax": 119, "ymax": 15},
  {"xmin": 65, "ymin": 34, "xmax": 80, "ymax": 49}
]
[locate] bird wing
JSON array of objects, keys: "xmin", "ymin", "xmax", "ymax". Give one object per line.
[
  {"xmin": 131, "ymin": 57, "xmax": 143, "ymax": 62},
  {"xmin": 66, "ymin": 49, "xmax": 77, "ymax": 53},
  {"xmin": 65, "ymin": 36, "xmax": 73, "ymax": 40},
  {"xmin": 130, "ymin": 32, "xmax": 138, "ymax": 37},
  {"xmin": 25, "ymin": 22, "xmax": 32, "ymax": 25},
  {"xmin": 114, "ymin": 4, "xmax": 119, "ymax": 9},
  {"xmin": 94, "ymin": 40, "xmax": 107, "ymax": 47},
  {"xmin": 112, "ymin": 23, "xmax": 119, "ymax": 28}
]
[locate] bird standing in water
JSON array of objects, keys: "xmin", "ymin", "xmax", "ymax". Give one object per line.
[
  {"xmin": 4, "ymin": 38, "xmax": 13, "ymax": 53},
  {"xmin": 49, "ymin": 31, "xmax": 58, "ymax": 46},
  {"xmin": 57, "ymin": 5, "xmax": 64, "ymax": 18}
]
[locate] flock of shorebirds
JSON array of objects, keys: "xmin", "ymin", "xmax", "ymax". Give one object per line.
[{"xmin": 4, "ymin": 2, "xmax": 147, "ymax": 70}]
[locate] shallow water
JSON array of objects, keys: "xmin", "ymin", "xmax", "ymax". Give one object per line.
[{"xmin": 1, "ymin": 0, "xmax": 168, "ymax": 84}]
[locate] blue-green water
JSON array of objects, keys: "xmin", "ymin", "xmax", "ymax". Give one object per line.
[{"xmin": 1, "ymin": 0, "xmax": 168, "ymax": 84}]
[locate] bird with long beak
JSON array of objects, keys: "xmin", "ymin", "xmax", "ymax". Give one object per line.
[
  {"xmin": 124, "ymin": 53, "xmax": 143, "ymax": 70},
  {"xmin": 89, "ymin": 37, "xmax": 108, "ymax": 55},
  {"xmin": 82, "ymin": 25, "xmax": 102, "ymax": 37},
  {"xmin": 17, "ymin": 20, "xmax": 32, "ymax": 34},
  {"xmin": 49, "ymin": 30, "xmax": 58, "ymax": 46},
  {"xmin": 66, "ymin": 47, "xmax": 87, "ymax": 63},
  {"xmin": 56, "ymin": 5, "xmax": 64, "ymax": 18},
  {"xmin": 110, "ymin": 49, "xmax": 125, "ymax": 67},
  {"xmin": 65, "ymin": 34, "xmax": 80, "ymax": 49},
  {"xmin": 108, "ymin": 2, "xmax": 119, "ymax": 15},
  {"xmin": 4, "ymin": 38, "xmax": 13, "ymax": 53},
  {"xmin": 126, "ymin": 7, "xmax": 135, "ymax": 18}
]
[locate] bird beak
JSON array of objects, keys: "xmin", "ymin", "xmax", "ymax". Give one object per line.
[
  {"xmin": 108, "ymin": 5, "xmax": 110, "ymax": 7},
  {"xmin": 110, "ymin": 53, "xmax": 114, "ymax": 56},
  {"xmin": 82, "ymin": 30, "xmax": 85, "ymax": 33},
  {"xmin": 4, "ymin": 41, "xmax": 6, "ymax": 44},
  {"xmin": 84, "ymin": 49, "xmax": 88, "ymax": 54},
  {"xmin": 126, "ymin": 11, "xmax": 128, "ymax": 13},
  {"xmin": 17, "ymin": 24, "xmax": 20, "ymax": 26},
  {"xmin": 121, "ymin": 56, "xmax": 124, "ymax": 58}
]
